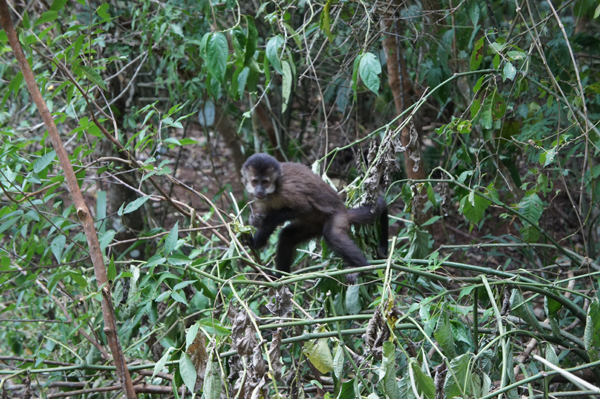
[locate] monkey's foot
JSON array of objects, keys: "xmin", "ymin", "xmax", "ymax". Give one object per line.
[
  {"xmin": 345, "ymin": 272, "xmax": 358, "ymax": 285},
  {"xmin": 377, "ymin": 245, "xmax": 388, "ymax": 259}
]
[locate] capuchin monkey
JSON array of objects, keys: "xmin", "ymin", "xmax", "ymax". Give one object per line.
[{"xmin": 241, "ymin": 153, "xmax": 388, "ymax": 284}]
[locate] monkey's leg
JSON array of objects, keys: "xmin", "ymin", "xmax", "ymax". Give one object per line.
[
  {"xmin": 276, "ymin": 222, "xmax": 321, "ymax": 275},
  {"xmin": 323, "ymin": 215, "xmax": 369, "ymax": 284},
  {"xmin": 377, "ymin": 205, "xmax": 389, "ymax": 258},
  {"xmin": 347, "ymin": 197, "xmax": 389, "ymax": 258}
]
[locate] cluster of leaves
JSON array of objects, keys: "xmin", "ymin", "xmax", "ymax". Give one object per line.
[{"xmin": 1, "ymin": 0, "xmax": 600, "ymax": 398}]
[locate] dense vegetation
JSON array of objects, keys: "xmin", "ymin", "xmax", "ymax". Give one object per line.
[{"xmin": 1, "ymin": 0, "xmax": 599, "ymax": 398}]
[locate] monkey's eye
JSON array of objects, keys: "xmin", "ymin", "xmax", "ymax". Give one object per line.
[
  {"xmin": 261, "ymin": 179, "xmax": 269, "ymax": 185},
  {"xmin": 251, "ymin": 179, "xmax": 259, "ymax": 186}
]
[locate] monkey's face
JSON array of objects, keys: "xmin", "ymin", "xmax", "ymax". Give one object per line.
[{"xmin": 242, "ymin": 167, "xmax": 277, "ymax": 200}]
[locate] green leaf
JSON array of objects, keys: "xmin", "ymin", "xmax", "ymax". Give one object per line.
[
  {"xmin": 470, "ymin": 98, "xmax": 481, "ymax": 119},
  {"xmin": 444, "ymin": 353, "xmax": 471, "ymax": 399},
  {"xmin": 164, "ymin": 222, "xmax": 179, "ymax": 254},
  {"xmin": 33, "ymin": 151, "xmax": 56, "ymax": 174},
  {"xmin": 304, "ymin": 337, "xmax": 334, "ymax": 373},
  {"xmin": 520, "ymin": 224, "xmax": 540, "ymax": 243},
  {"xmin": 379, "ymin": 342, "xmax": 400, "ymax": 399},
  {"xmin": 473, "ymin": 76, "xmax": 485, "ymax": 93},
  {"xmin": 470, "ymin": 37, "xmax": 484, "ymax": 71},
  {"xmin": 201, "ymin": 361, "xmax": 221, "ymax": 399},
  {"xmin": 585, "ymin": 315, "xmax": 594, "ymax": 351},
  {"xmin": 186, "ymin": 323, "xmax": 199, "ymax": 350},
  {"xmin": 1, "ymin": 71, "xmax": 23, "ymax": 110},
  {"xmin": 492, "ymin": 90, "xmax": 506, "ymax": 119},
  {"xmin": 235, "ymin": 67, "xmax": 250, "ymax": 98},
  {"xmin": 107, "ymin": 256, "xmax": 116, "ymax": 281},
  {"xmin": 68, "ymin": 271, "xmax": 87, "ymax": 288},
  {"xmin": 493, "ymin": 53, "xmax": 500, "ymax": 69},
  {"xmin": 199, "ymin": 32, "xmax": 210, "ymax": 57},
  {"xmin": 266, "ymin": 35, "xmax": 284, "ymax": 74},
  {"xmin": 345, "ymin": 285, "xmax": 361, "ymax": 315},
  {"xmin": 244, "ymin": 16, "xmax": 257, "ymax": 66},
  {"xmin": 510, "ymin": 289, "xmax": 543, "ymax": 332},
  {"xmin": 96, "ymin": 3, "xmax": 110, "ymax": 22},
  {"xmin": 459, "ymin": 192, "xmax": 490, "ymax": 225},
  {"xmin": 153, "ymin": 347, "xmax": 173, "ymax": 378},
  {"xmin": 507, "ymin": 50, "xmax": 526, "ymax": 61},
  {"xmin": 99, "ymin": 229, "xmax": 116, "ymax": 255},
  {"xmin": 171, "ymin": 291, "xmax": 188, "ymax": 305},
  {"xmin": 337, "ymin": 379, "xmax": 355, "ymax": 399},
  {"xmin": 78, "ymin": 65, "xmax": 107, "ymax": 90},
  {"xmin": 585, "ymin": 299, "xmax": 600, "ymax": 351},
  {"xmin": 358, "ymin": 52, "xmax": 381, "ymax": 95},
  {"xmin": 207, "ymin": 33, "xmax": 228, "ymax": 84},
  {"xmin": 503, "ymin": 61, "xmax": 517, "ymax": 81},
  {"xmin": 411, "ymin": 361, "xmax": 436, "ymax": 399},
  {"xmin": 320, "ymin": 0, "xmax": 335, "ymax": 42},
  {"xmin": 333, "ymin": 344, "xmax": 345, "ymax": 380},
  {"xmin": 518, "ymin": 193, "xmax": 543, "ymax": 223},
  {"xmin": 123, "ymin": 196, "xmax": 150, "ymax": 215},
  {"xmin": 179, "ymin": 352, "xmax": 197, "ymax": 392},
  {"xmin": 545, "ymin": 344, "xmax": 559, "ymax": 367},
  {"xmin": 480, "ymin": 97, "xmax": 493, "ymax": 129},
  {"xmin": 34, "ymin": 11, "xmax": 58, "ymax": 27},
  {"xmin": 23, "ymin": 12, "xmax": 31, "ymax": 29},
  {"xmin": 541, "ymin": 147, "xmax": 557, "ymax": 167},
  {"xmin": 469, "ymin": 2, "xmax": 480, "ymax": 26},
  {"xmin": 282, "ymin": 60, "xmax": 293, "ymax": 113},
  {"xmin": 0, "ymin": 217, "xmax": 18, "ymax": 235},
  {"xmin": 51, "ymin": 235, "xmax": 66, "ymax": 263},
  {"xmin": 351, "ymin": 54, "xmax": 362, "ymax": 98},
  {"xmin": 434, "ymin": 313, "xmax": 456, "ymax": 358}
]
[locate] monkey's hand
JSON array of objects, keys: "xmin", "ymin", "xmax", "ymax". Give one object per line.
[
  {"xmin": 240, "ymin": 232, "xmax": 254, "ymax": 248},
  {"xmin": 249, "ymin": 213, "xmax": 265, "ymax": 228}
]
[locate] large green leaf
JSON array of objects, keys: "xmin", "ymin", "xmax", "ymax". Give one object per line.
[
  {"xmin": 359, "ymin": 52, "xmax": 381, "ymax": 95},
  {"xmin": 207, "ymin": 33, "xmax": 228, "ymax": 84},
  {"xmin": 33, "ymin": 151, "xmax": 56, "ymax": 174},
  {"xmin": 180, "ymin": 352, "xmax": 197, "ymax": 392},
  {"xmin": 518, "ymin": 193, "xmax": 543, "ymax": 223},
  {"xmin": 266, "ymin": 35, "xmax": 284, "ymax": 74},
  {"xmin": 459, "ymin": 192, "xmax": 490, "ymax": 225},
  {"xmin": 444, "ymin": 353, "xmax": 471, "ymax": 399},
  {"xmin": 244, "ymin": 16, "xmax": 257, "ymax": 66},
  {"xmin": 282, "ymin": 61, "xmax": 293, "ymax": 112},
  {"xmin": 304, "ymin": 337, "xmax": 334, "ymax": 374},
  {"xmin": 470, "ymin": 37, "xmax": 484, "ymax": 71},
  {"xmin": 434, "ymin": 313, "xmax": 456, "ymax": 358},
  {"xmin": 411, "ymin": 361, "xmax": 436, "ymax": 399},
  {"xmin": 164, "ymin": 221, "xmax": 179, "ymax": 255},
  {"xmin": 379, "ymin": 342, "xmax": 400, "ymax": 399}
]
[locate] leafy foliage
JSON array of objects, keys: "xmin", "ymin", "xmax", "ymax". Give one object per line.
[{"xmin": 0, "ymin": 0, "xmax": 599, "ymax": 398}]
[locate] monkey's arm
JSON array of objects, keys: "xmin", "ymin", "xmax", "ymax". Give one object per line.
[
  {"xmin": 250, "ymin": 207, "xmax": 297, "ymax": 228},
  {"xmin": 247, "ymin": 208, "xmax": 298, "ymax": 249}
]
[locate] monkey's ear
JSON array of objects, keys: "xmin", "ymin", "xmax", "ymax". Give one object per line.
[{"xmin": 241, "ymin": 166, "xmax": 252, "ymax": 183}]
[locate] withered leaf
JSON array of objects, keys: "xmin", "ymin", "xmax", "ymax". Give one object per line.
[
  {"xmin": 228, "ymin": 304, "xmax": 260, "ymax": 356},
  {"xmin": 266, "ymin": 286, "xmax": 293, "ymax": 319},
  {"xmin": 268, "ymin": 329, "xmax": 283, "ymax": 381}
]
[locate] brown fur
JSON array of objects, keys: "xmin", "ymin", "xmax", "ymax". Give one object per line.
[{"xmin": 242, "ymin": 153, "xmax": 388, "ymax": 284}]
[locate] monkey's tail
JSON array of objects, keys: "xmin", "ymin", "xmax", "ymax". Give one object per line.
[{"xmin": 347, "ymin": 197, "xmax": 388, "ymax": 258}]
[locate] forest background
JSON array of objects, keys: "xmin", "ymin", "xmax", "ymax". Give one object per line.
[{"xmin": 0, "ymin": 0, "xmax": 599, "ymax": 398}]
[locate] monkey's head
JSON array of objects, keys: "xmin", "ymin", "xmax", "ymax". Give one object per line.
[{"xmin": 241, "ymin": 153, "xmax": 281, "ymax": 200}]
